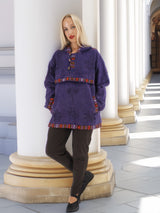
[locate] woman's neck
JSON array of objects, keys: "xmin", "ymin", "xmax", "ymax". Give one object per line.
[{"xmin": 70, "ymin": 43, "xmax": 79, "ymax": 53}]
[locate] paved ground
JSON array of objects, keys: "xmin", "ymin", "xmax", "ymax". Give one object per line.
[{"xmin": 0, "ymin": 73, "xmax": 160, "ymax": 213}]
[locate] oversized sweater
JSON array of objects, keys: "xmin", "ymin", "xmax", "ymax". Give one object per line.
[{"xmin": 44, "ymin": 45, "xmax": 110, "ymax": 130}]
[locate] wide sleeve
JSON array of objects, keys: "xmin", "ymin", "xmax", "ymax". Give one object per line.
[
  {"xmin": 44, "ymin": 53, "xmax": 56, "ymax": 110},
  {"xmin": 95, "ymin": 50, "xmax": 110, "ymax": 111}
]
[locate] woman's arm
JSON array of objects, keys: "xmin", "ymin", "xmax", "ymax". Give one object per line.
[
  {"xmin": 44, "ymin": 54, "xmax": 56, "ymax": 110},
  {"xmin": 95, "ymin": 50, "xmax": 110, "ymax": 111}
]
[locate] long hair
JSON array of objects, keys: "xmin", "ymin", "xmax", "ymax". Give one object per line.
[{"xmin": 60, "ymin": 14, "xmax": 90, "ymax": 49}]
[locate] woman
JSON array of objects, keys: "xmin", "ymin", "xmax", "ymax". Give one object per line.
[{"xmin": 44, "ymin": 14, "xmax": 110, "ymax": 212}]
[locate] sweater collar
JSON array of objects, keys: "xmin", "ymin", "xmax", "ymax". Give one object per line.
[{"xmin": 64, "ymin": 45, "xmax": 92, "ymax": 54}]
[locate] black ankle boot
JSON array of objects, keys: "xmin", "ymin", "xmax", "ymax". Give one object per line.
[
  {"xmin": 79, "ymin": 171, "xmax": 94, "ymax": 198},
  {"xmin": 66, "ymin": 195, "xmax": 79, "ymax": 212}
]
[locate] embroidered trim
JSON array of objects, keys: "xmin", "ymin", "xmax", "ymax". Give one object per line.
[
  {"xmin": 48, "ymin": 98, "xmax": 54, "ymax": 110},
  {"xmin": 55, "ymin": 77, "xmax": 94, "ymax": 84},
  {"xmin": 92, "ymin": 96, "xmax": 99, "ymax": 112},
  {"xmin": 48, "ymin": 123, "xmax": 101, "ymax": 130}
]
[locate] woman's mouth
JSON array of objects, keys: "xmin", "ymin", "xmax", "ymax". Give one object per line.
[{"xmin": 69, "ymin": 35, "xmax": 75, "ymax": 39}]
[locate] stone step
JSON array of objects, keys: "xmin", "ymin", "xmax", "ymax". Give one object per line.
[{"xmin": 0, "ymin": 47, "xmax": 14, "ymax": 67}]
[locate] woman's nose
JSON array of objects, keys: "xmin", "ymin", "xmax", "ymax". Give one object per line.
[{"xmin": 68, "ymin": 28, "xmax": 73, "ymax": 35}]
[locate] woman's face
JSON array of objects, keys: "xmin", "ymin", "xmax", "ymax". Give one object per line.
[{"xmin": 62, "ymin": 17, "xmax": 78, "ymax": 44}]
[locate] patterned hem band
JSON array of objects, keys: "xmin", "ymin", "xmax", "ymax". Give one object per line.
[
  {"xmin": 48, "ymin": 123, "xmax": 101, "ymax": 130},
  {"xmin": 55, "ymin": 77, "xmax": 94, "ymax": 84}
]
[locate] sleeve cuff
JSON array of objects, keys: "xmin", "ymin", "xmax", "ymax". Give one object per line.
[
  {"xmin": 93, "ymin": 96, "xmax": 99, "ymax": 112},
  {"xmin": 47, "ymin": 98, "xmax": 54, "ymax": 110}
]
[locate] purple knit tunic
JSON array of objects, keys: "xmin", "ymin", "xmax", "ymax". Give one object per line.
[{"xmin": 44, "ymin": 46, "xmax": 110, "ymax": 130}]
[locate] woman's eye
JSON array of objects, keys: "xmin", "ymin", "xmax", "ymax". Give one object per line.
[
  {"xmin": 64, "ymin": 28, "xmax": 68, "ymax": 31},
  {"xmin": 71, "ymin": 26, "xmax": 76, "ymax": 29}
]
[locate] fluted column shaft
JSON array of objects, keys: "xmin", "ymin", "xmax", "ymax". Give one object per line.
[
  {"xmin": 100, "ymin": 0, "xmax": 129, "ymax": 145},
  {"xmin": 100, "ymin": 0, "xmax": 118, "ymax": 118},
  {"xmin": 135, "ymin": 0, "xmax": 141, "ymax": 90},
  {"xmin": 117, "ymin": 0, "xmax": 129, "ymax": 106},
  {"xmin": 128, "ymin": 0, "xmax": 140, "ymax": 111},
  {"xmin": 117, "ymin": 0, "xmax": 136, "ymax": 123},
  {"xmin": 128, "ymin": 0, "xmax": 136, "ymax": 97},
  {"xmin": 82, "ymin": 0, "xmax": 100, "ymax": 153}
]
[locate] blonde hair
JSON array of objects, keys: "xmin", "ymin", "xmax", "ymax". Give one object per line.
[{"xmin": 60, "ymin": 14, "xmax": 90, "ymax": 49}]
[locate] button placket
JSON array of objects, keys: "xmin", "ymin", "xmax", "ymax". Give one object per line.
[
  {"xmin": 68, "ymin": 53, "xmax": 75, "ymax": 70},
  {"xmin": 66, "ymin": 46, "xmax": 80, "ymax": 71}
]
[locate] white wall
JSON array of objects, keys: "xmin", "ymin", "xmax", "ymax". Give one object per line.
[
  {"xmin": 0, "ymin": 0, "xmax": 82, "ymax": 48},
  {"xmin": 0, "ymin": 0, "xmax": 14, "ymax": 47}
]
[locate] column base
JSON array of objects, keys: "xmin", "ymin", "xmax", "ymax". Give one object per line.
[
  {"xmin": 141, "ymin": 77, "xmax": 151, "ymax": 97},
  {"xmin": 118, "ymin": 104, "xmax": 136, "ymax": 124},
  {"xmin": 141, "ymin": 84, "xmax": 146, "ymax": 96},
  {"xmin": 0, "ymin": 150, "xmax": 115, "ymax": 203},
  {"xmin": 136, "ymin": 88, "xmax": 144, "ymax": 101},
  {"xmin": 146, "ymin": 70, "xmax": 152, "ymax": 83},
  {"xmin": 101, "ymin": 118, "xmax": 129, "ymax": 146},
  {"xmin": 142, "ymin": 79, "xmax": 149, "ymax": 89},
  {"xmin": 139, "ymin": 72, "xmax": 152, "ymax": 98},
  {"xmin": 129, "ymin": 95, "xmax": 140, "ymax": 111}
]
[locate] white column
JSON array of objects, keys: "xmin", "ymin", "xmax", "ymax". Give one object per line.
[
  {"xmin": 140, "ymin": 1, "xmax": 152, "ymax": 87},
  {"xmin": 81, "ymin": 0, "xmax": 115, "ymax": 197},
  {"xmin": 135, "ymin": 0, "xmax": 143, "ymax": 94},
  {"xmin": 82, "ymin": 0, "xmax": 99, "ymax": 49},
  {"xmin": 141, "ymin": 0, "xmax": 149, "ymax": 90},
  {"xmin": 142, "ymin": 0, "xmax": 146, "ymax": 80},
  {"xmin": 79, "ymin": 0, "xmax": 100, "ymax": 153},
  {"xmin": 117, "ymin": 0, "xmax": 128, "ymax": 105},
  {"xmin": 145, "ymin": 2, "xmax": 152, "ymax": 76},
  {"xmin": 139, "ymin": 0, "xmax": 144, "ymax": 84},
  {"xmin": 143, "ymin": 0, "xmax": 151, "ymax": 77},
  {"xmin": 117, "ymin": 0, "xmax": 136, "ymax": 123},
  {"xmin": 128, "ymin": 0, "xmax": 136, "ymax": 97},
  {"xmin": 100, "ymin": 0, "xmax": 118, "ymax": 119},
  {"xmin": 100, "ymin": 0, "xmax": 129, "ymax": 145},
  {"xmin": 135, "ymin": 0, "xmax": 144, "ymax": 100},
  {"xmin": 128, "ymin": 0, "xmax": 140, "ymax": 111},
  {"xmin": 135, "ymin": 0, "xmax": 140, "ymax": 89}
]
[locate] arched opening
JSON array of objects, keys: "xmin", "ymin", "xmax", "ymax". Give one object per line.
[
  {"xmin": 151, "ymin": 10, "xmax": 160, "ymax": 72},
  {"xmin": 150, "ymin": 0, "xmax": 160, "ymax": 72}
]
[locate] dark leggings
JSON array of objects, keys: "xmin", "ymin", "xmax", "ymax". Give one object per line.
[{"xmin": 45, "ymin": 127, "xmax": 93, "ymax": 196}]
